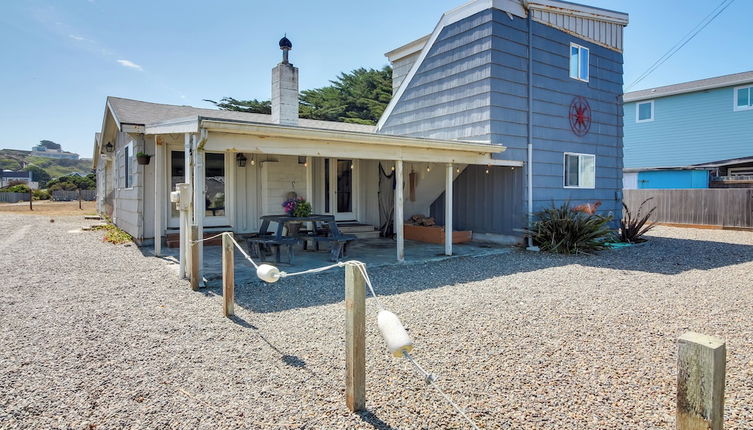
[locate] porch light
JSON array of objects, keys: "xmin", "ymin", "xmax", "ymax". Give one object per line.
[
  {"xmin": 485, "ymin": 165, "xmax": 490, "ymax": 174},
  {"xmin": 456, "ymin": 167, "xmax": 460, "ymax": 173},
  {"xmin": 350, "ymin": 163, "xmax": 354, "ymax": 169},
  {"xmin": 104, "ymin": 141, "xmax": 114, "ymax": 153},
  {"xmin": 250, "ymin": 155, "xmax": 256, "ymax": 166},
  {"xmin": 426, "ymin": 164, "xmax": 431, "ymax": 173},
  {"xmin": 236, "ymin": 153, "xmax": 247, "ymax": 167},
  {"xmin": 391, "ymin": 165, "xmax": 395, "ymax": 171},
  {"xmin": 298, "ymin": 156, "xmax": 306, "ymax": 165}
]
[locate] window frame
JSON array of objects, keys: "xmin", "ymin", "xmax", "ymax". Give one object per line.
[
  {"xmin": 569, "ymin": 43, "xmax": 590, "ymax": 82},
  {"xmin": 733, "ymin": 85, "xmax": 753, "ymax": 111},
  {"xmin": 635, "ymin": 100, "xmax": 655, "ymax": 123},
  {"xmin": 121, "ymin": 141, "xmax": 134, "ymax": 190},
  {"xmin": 563, "ymin": 152, "xmax": 596, "ymax": 189}
]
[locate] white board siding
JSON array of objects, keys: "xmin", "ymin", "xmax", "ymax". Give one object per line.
[
  {"xmin": 261, "ymin": 155, "xmax": 308, "ymax": 216},
  {"xmin": 113, "ymin": 131, "xmax": 142, "ymax": 239},
  {"xmin": 391, "ymin": 52, "xmax": 421, "ymax": 94},
  {"xmin": 530, "ymin": 9, "xmax": 623, "ymax": 52}
]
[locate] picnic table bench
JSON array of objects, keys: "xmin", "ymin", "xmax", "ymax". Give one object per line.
[{"xmin": 245, "ymin": 214, "xmax": 356, "ymax": 264}]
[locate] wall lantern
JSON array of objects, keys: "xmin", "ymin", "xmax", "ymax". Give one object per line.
[
  {"xmin": 105, "ymin": 142, "xmax": 114, "ymax": 153},
  {"xmin": 236, "ymin": 153, "xmax": 247, "ymax": 167}
]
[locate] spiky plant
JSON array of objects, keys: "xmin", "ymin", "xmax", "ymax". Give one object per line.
[
  {"xmin": 620, "ymin": 198, "xmax": 657, "ymax": 243},
  {"xmin": 528, "ymin": 202, "xmax": 613, "ymax": 254}
]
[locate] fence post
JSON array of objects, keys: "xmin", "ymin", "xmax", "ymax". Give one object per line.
[
  {"xmin": 677, "ymin": 332, "xmax": 726, "ymax": 430},
  {"xmin": 222, "ymin": 232, "xmax": 234, "ymax": 317},
  {"xmin": 344, "ymin": 263, "xmax": 366, "ymax": 412},
  {"xmin": 29, "ymin": 189, "xmax": 33, "ymax": 211},
  {"xmin": 190, "ymin": 225, "xmax": 200, "ymax": 291},
  {"xmin": 78, "ymin": 189, "xmax": 82, "ymax": 210}
]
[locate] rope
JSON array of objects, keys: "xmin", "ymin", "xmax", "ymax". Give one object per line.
[
  {"xmin": 231, "ymin": 236, "xmax": 259, "ymax": 269},
  {"xmin": 188, "ymin": 232, "xmax": 225, "ymax": 244}
]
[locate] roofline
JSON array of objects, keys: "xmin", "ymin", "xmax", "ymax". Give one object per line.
[
  {"xmin": 197, "ymin": 118, "xmax": 507, "ymax": 155},
  {"xmin": 385, "ymin": 34, "xmax": 431, "ymax": 62},
  {"xmin": 623, "ymin": 167, "xmax": 711, "ymax": 173},
  {"xmin": 527, "ymin": 0, "xmax": 628, "ymax": 25},
  {"xmin": 624, "ymin": 74, "xmax": 753, "ymax": 102}
]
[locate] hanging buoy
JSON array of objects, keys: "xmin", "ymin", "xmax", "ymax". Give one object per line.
[
  {"xmin": 256, "ymin": 264, "xmax": 281, "ymax": 283},
  {"xmin": 377, "ymin": 310, "xmax": 413, "ymax": 357}
]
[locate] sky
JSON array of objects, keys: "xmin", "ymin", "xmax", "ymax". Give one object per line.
[{"xmin": 1, "ymin": 0, "xmax": 751, "ymax": 158}]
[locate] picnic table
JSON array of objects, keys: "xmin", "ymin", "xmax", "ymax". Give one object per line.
[{"xmin": 245, "ymin": 214, "xmax": 356, "ymax": 264}]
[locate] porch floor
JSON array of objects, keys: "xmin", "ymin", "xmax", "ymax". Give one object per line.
[{"xmin": 159, "ymin": 237, "xmax": 515, "ymax": 286}]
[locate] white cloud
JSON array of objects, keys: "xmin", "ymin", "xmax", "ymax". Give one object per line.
[
  {"xmin": 116, "ymin": 59, "xmax": 143, "ymax": 71},
  {"xmin": 68, "ymin": 34, "xmax": 85, "ymax": 41}
]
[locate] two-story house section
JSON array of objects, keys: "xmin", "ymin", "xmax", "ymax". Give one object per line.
[
  {"xmin": 623, "ymin": 71, "xmax": 753, "ymax": 189},
  {"xmin": 378, "ymin": 0, "xmax": 628, "ymax": 239}
]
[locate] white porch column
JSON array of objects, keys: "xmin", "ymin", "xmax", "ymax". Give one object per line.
[
  {"xmin": 445, "ymin": 163, "xmax": 453, "ymax": 256},
  {"xmin": 395, "ymin": 160, "xmax": 404, "ymax": 262},
  {"xmin": 182, "ymin": 132, "xmax": 193, "ymax": 279},
  {"xmin": 305, "ymin": 156, "xmax": 313, "ymax": 201},
  {"xmin": 153, "ymin": 136, "xmax": 164, "ymax": 256},
  {"xmin": 192, "ymin": 134, "xmax": 205, "ymax": 286}
]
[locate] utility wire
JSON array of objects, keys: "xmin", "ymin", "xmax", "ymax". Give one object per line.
[{"xmin": 626, "ymin": 0, "xmax": 736, "ymax": 91}]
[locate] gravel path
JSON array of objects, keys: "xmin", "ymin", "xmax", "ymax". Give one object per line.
[{"xmin": 1, "ymin": 214, "xmax": 752, "ymax": 429}]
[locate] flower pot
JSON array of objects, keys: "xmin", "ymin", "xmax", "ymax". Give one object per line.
[
  {"xmin": 137, "ymin": 155, "xmax": 151, "ymax": 165},
  {"xmin": 286, "ymin": 221, "xmax": 302, "ymax": 236}
]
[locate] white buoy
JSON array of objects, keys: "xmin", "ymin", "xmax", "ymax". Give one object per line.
[
  {"xmin": 256, "ymin": 264, "xmax": 281, "ymax": 283},
  {"xmin": 377, "ymin": 310, "xmax": 413, "ymax": 357}
]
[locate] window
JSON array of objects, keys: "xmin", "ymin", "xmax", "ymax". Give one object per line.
[
  {"xmin": 564, "ymin": 153, "xmax": 595, "ymax": 188},
  {"xmin": 734, "ymin": 85, "xmax": 753, "ymax": 111},
  {"xmin": 636, "ymin": 100, "xmax": 654, "ymax": 122},
  {"xmin": 121, "ymin": 142, "xmax": 133, "ymax": 189},
  {"xmin": 569, "ymin": 43, "xmax": 589, "ymax": 82}
]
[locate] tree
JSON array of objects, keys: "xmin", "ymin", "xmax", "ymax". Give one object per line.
[
  {"xmin": 39, "ymin": 140, "xmax": 61, "ymax": 150},
  {"xmin": 23, "ymin": 165, "xmax": 51, "ymax": 188},
  {"xmin": 206, "ymin": 66, "xmax": 393, "ymax": 125}
]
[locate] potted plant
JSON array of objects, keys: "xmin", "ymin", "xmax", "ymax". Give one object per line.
[
  {"xmin": 281, "ymin": 197, "xmax": 312, "ymax": 236},
  {"xmin": 136, "ymin": 152, "xmax": 152, "ymax": 165}
]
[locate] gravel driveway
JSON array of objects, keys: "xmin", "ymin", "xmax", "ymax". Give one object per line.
[{"xmin": 1, "ymin": 214, "xmax": 752, "ymax": 429}]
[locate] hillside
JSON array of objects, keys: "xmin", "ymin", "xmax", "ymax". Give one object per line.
[{"xmin": 0, "ymin": 149, "xmax": 93, "ymax": 180}]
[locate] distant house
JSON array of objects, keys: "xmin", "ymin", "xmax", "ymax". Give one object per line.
[
  {"xmin": 1, "ymin": 170, "xmax": 37, "ymax": 190},
  {"xmin": 93, "ymin": 0, "xmax": 628, "ymax": 268},
  {"xmin": 623, "ymin": 71, "xmax": 753, "ymax": 189},
  {"xmin": 31, "ymin": 145, "xmax": 79, "ymax": 160}
]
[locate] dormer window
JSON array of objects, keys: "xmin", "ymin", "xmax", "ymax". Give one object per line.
[{"xmin": 569, "ymin": 43, "xmax": 589, "ymax": 82}]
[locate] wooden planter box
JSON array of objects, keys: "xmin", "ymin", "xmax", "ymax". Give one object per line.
[{"xmin": 404, "ymin": 224, "xmax": 472, "ymax": 244}]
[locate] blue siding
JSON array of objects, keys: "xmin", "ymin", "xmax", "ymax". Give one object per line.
[
  {"xmin": 637, "ymin": 170, "xmax": 710, "ymax": 189},
  {"xmin": 624, "ymin": 87, "xmax": 753, "ymax": 168},
  {"xmin": 380, "ymin": 9, "xmax": 625, "ymax": 233}
]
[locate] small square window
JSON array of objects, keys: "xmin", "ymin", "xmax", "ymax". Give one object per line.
[
  {"xmin": 564, "ymin": 153, "xmax": 595, "ymax": 189},
  {"xmin": 636, "ymin": 100, "xmax": 654, "ymax": 122},
  {"xmin": 734, "ymin": 86, "xmax": 752, "ymax": 111},
  {"xmin": 569, "ymin": 43, "xmax": 589, "ymax": 82}
]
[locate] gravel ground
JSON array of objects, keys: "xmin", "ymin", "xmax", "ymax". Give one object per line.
[{"xmin": 1, "ymin": 214, "xmax": 752, "ymax": 429}]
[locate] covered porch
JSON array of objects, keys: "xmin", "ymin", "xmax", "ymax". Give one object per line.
[{"xmin": 146, "ymin": 116, "xmax": 522, "ymax": 282}]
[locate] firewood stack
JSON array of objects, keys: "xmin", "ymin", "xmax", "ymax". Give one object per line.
[{"xmin": 408, "ymin": 214, "xmax": 436, "ymax": 226}]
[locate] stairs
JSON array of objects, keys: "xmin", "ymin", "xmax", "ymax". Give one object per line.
[{"xmin": 337, "ymin": 223, "xmax": 380, "ymax": 239}]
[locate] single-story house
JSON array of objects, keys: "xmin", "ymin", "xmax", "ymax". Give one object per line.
[
  {"xmin": 93, "ymin": 0, "xmax": 628, "ymax": 278},
  {"xmin": 1, "ymin": 170, "xmax": 37, "ymax": 190}
]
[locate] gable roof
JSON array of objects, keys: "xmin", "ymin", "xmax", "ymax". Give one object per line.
[
  {"xmin": 106, "ymin": 97, "xmax": 376, "ymax": 133},
  {"xmin": 624, "ymin": 71, "xmax": 753, "ymax": 103}
]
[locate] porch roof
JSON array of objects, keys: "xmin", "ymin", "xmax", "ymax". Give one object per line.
[{"xmin": 148, "ymin": 115, "xmax": 518, "ymax": 166}]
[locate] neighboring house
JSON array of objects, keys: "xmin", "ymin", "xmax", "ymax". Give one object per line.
[
  {"xmin": 1, "ymin": 170, "xmax": 37, "ymax": 190},
  {"xmin": 93, "ymin": 0, "xmax": 628, "ymax": 267},
  {"xmin": 696, "ymin": 156, "xmax": 753, "ymax": 189},
  {"xmin": 31, "ymin": 145, "xmax": 80, "ymax": 160},
  {"xmin": 623, "ymin": 71, "xmax": 753, "ymax": 189}
]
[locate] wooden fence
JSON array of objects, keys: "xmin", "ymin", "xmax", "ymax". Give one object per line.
[
  {"xmin": 0, "ymin": 192, "xmax": 30, "ymax": 203},
  {"xmin": 51, "ymin": 190, "xmax": 96, "ymax": 201},
  {"xmin": 624, "ymin": 189, "xmax": 753, "ymax": 229}
]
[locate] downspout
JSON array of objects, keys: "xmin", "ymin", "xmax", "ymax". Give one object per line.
[{"xmin": 525, "ymin": 5, "xmax": 539, "ymax": 251}]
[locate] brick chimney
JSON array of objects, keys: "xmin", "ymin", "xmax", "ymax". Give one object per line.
[{"xmin": 271, "ymin": 35, "xmax": 299, "ymax": 126}]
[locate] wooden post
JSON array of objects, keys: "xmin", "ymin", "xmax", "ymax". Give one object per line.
[
  {"xmin": 677, "ymin": 332, "xmax": 726, "ymax": 430},
  {"xmin": 190, "ymin": 225, "xmax": 200, "ymax": 291},
  {"xmin": 344, "ymin": 263, "xmax": 366, "ymax": 412},
  {"xmin": 222, "ymin": 232, "xmax": 235, "ymax": 317},
  {"xmin": 445, "ymin": 163, "xmax": 453, "ymax": 256},
  {"xmin": 394, "ymin": 160, "xmax": 404, "ymax": 262},
  {"xmin": 78, "ymin": 189, "xmax": 82, "ymax": 210},
  {"xmin": 29, "ymin": 189, "xmax": 33, "ymax": 211}
]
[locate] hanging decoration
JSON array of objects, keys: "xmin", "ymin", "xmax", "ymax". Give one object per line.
[{"xmin": 569, "ymin": 96, "xmax": 592, "ymax": 137}]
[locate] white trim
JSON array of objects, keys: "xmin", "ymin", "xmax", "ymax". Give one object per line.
[
  {"xmin": 527, "ymin": 0, "xmax": 628, "ymax": 25},
  {"xmin": 625, "ymin": 76, "xmax": 753, "ymax": 103},
  {"xmin": 635, "ymin": 100, "xmax": 655, "ymax": 123},
  {"xmin": 569, "ymin": 43, "xmax": 589, "ymax": 83},
  {"xmin": 733, "ymin": 85, "xmax": 753, "ymax": 112},
  {"xmin": 384, "ymin": 34, "xmax": 431, "ymax": 62},
  {"xmin": 563, "ymin": 152, "xmax": 596, "ymax": 189}
]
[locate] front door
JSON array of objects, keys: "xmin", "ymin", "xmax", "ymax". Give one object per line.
[
  {"xmin": 324, "ymin": 158, "xmax": 357, "ymax": 221},
  {"xmin": 168, "ymin": 150, "xmax": 229, "ymax": 227}
]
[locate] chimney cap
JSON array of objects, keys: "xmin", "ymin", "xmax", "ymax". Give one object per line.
[{"xmin": 279, "ymin": 36, "xmax": 292, "ymax": 50}]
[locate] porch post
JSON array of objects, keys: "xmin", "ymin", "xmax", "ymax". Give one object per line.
[
  {"xmin": 192, "ymin": 134, "xmax": 205, "ymax": 286},
  {"xmin": 445, "ymin": 163, "xmax": 453, "ymax": 256},
  {"xmin": 395, "ymin": 160, "xmax": 404, "ymax": 262},
  {"xmin": 153, "ymin": 136, "xmax": 163, "ymax": 257},
  {"xmin": 182, "ymin": 132, "xmax": 193, "ymax": 279}
]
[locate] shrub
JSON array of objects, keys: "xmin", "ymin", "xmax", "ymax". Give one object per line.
[
  {"xmin": 528, "ymin": 202, "xmax": 613, "ymax": 254},
  {"xmin": 33, "ymin": 189, "xmax": 51, "ymax": 200},
  {"xmin": 92, "ymin": 223, "xmax": 133, "ymax": 244},
  {"xmin": 619, "ymin": 198, "xmax": 656, "ymax": 243},
  {"xmin": 1, "ymin": 184, "xmax": 31, "ymax": 193}
]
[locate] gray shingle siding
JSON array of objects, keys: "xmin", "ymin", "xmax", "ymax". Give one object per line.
[{"xmin": 382, "ymin": 9, "xmax": 624, "ymax": 234}]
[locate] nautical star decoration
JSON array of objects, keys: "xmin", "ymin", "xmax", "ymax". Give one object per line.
[{"xmin": 568, "ymin": 96, "xmax": 592, "ymax": 137}]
